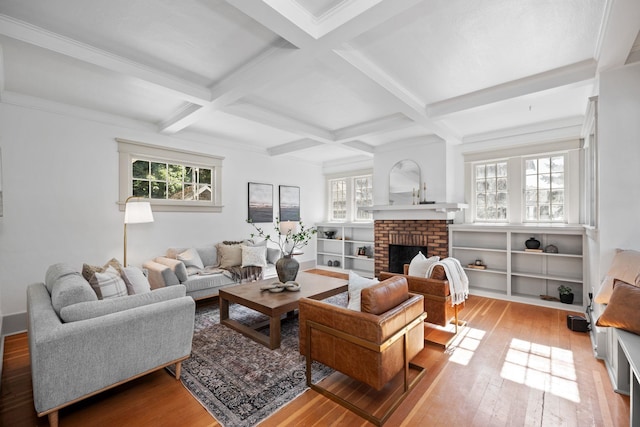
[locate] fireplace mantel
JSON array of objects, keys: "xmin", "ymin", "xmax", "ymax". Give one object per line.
[{"xmin": 365, "ymin": 203, "xmax": 468, "ymax": 220}]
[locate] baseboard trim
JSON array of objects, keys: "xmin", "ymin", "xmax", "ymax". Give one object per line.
[{"xmin": 2, "ymin": 311, "xmax": 27, "ymax": 336}]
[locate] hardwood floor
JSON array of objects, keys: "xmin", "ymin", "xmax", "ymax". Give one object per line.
[{"xmin": 1, "ymin": 273, "xmax": 630, "ymax": 426}]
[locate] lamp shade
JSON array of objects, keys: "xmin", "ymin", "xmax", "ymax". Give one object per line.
[
  {"xmin": 124, "ymin": 200, "xmax": 154, "ymax": 224},
  {"xmin": 279, "ymin": 220, "xmax": 297, "ymax": 235}
]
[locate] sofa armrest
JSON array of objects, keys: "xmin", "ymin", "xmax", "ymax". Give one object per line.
[
  {"xmin": 379, "ymin": 271, "xmax": 450, "ymax": 297},
  {"xmin": 27, "ymin": 282, "xmax": 195, "ymax": 415},
  {"xmin": 153, "ymin": 256, "xmax": 188, "ymax": 282},
  {"xmin": 143, "ymin": 260, "xmax": 180, "ymax": 289}
]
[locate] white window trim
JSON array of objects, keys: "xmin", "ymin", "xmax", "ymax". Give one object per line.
[
  {"xmin": 117, "ymin": 138, "xmax": 224, "ymax": 212},
  {"xmin": 325, "ymin": 169, "xmax": 374, "ymax": 223},
  {"xmin": 464, "ymin": 139, "xmax": 581, "ymax": 225}
]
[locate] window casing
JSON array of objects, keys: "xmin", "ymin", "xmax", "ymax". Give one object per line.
[
  {"xmin": 466, "ymin": 140, "xmax": 580, "ymax": 224},
  {"xmin": 327, "ymin": 172, "xmax": 373, "ymax": 222},
  {"xmin": 118, "ymin": 138, "xmax": 223, "ymax": 212}
]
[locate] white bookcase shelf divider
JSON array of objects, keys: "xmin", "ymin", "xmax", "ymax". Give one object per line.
[
  {"xmin": 316, "ymin": 222, "xmax": 374, "ymax": 278},
  {"xmin": 450, "ymin": 224, "xmax": 587, "ymax": 310}
]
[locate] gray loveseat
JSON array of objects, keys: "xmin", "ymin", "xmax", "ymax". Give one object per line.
[
  {"xmin": 27, "ymin": 263, "xmax": 195, "ymax": 427},
  {"xmin": 143, "ymin": 241, "xmax": 279, "ymax": 300}
]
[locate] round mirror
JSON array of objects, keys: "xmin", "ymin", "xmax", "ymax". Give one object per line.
[{"xmin": 389, "ymin": 160, "xmax": 421, "ymax": 205}]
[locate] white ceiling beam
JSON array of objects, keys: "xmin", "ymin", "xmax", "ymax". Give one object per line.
[
  {"xmin": 0, "ymin": 14, "xmax": 212, "ymax": 105},
  {"xmin": 594, "ymin": 0, "xmax": 640, "ymax": 71},
  {"xmin": 333, "ymin": 113, "xmax": 413, "ymax": 141},
  {"xmin": 267, "ymin": 138, "xmax": 324, "ymax": 156},
  {"xmin": 223, "ymin": 100, "xmax": 334, "ymax": 142},
  {"xmin": 334, "ymin": 44, "xmax": 460, "ymax": 142},
  {"xmin": 224, "ymin": 0, "xmax": 316, "ymax": 48},
  {"xmin": 341, "ymin": 140, "xmax": 375, "ymax": 155},
  {"xmin": 462, "ymin": 116, "xmax": 584, "ymax": 145},
  {"xmin": 427, "ymin": 60, "xmax": 598, "ymax": 118},
  {"xmin": 159, "ymin": 103, "xmax": 208, "ymax": 134}
]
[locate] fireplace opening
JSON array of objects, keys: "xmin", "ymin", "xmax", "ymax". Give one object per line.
[{"xmin": 388, "ymin": 244, "xmax": 428, "ymax": 273}]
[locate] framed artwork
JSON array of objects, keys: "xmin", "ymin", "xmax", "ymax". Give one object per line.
[
  {"xmin": 247, "ymin": 182, "xmax": 273, "ymax": 223},
  {"xmin": 279, "ymin": 185, "xmax": 300, "ymax": 221}
]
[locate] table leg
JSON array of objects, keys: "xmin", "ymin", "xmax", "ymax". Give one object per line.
[
  {"xmin": 220, "ymin": 296, "xmax": 229, "ymax": 321},
  {"xmin": 270, "ymin": 315, "xmax": 281, "ymax": 350}
]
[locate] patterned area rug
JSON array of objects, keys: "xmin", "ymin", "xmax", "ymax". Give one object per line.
[{"xmin": 171, "ymin": 292, "xmax": 347, "ymax": 427}]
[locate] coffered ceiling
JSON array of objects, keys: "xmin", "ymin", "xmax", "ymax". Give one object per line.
[{"xmin": 0, "ymin": 0, "xmax": 639, "ymax": 165}]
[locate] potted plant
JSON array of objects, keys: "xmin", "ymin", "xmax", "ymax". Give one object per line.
[
  {"xmin": 247, "ymin": 218, "xmax": 317, "ymax": 282},
  {"xmin": 558, "ymin": 285, "xmax": 574, "ymax": 304}
]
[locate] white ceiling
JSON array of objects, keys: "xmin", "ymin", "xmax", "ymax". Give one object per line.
[{"xmin": 1, "ymin": 0, "xmax": 639, "ymax": 165}]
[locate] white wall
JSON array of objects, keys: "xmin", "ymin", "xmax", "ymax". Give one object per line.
[
  {"xmin": 373, "ymin": 138, "xmax": 448, "ymax": 205},
  {"xmin": 597, "ymin": 61, "xmax": 640, "ymax": 276},
  {"xmin": 0, "ymin": 103, "xmax": 324, "ymax": 318}
]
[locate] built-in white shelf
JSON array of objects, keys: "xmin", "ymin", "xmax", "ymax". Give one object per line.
[
  {"xmin": 315, "ymin": 222, "xmax": 374, "ymax": 278},
  {"xmin": 450, "ymin": 224, "xmax": 587, "ymax": 310}
]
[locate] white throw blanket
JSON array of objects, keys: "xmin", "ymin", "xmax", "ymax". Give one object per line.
[{"xmin": 426, "ymin": 257, "xmax": 469, "ymax": 306}]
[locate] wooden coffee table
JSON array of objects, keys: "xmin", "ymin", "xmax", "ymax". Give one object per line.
[{"xmin": 219, "ymin": 271, "xmax": 348, "ymax": 349}]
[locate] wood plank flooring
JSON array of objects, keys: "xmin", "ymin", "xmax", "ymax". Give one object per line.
[{"xmin": 1, "ymin": 271, "xmax": 630, "ymax": 426}]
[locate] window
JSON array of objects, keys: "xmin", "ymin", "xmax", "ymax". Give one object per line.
[
  {"xmin": 327, "ymin": 172, "xmax": 373, "ymax": 222},
  {"xmin": 118, "ymin": 138, "xmax": 223, "ymax": 212},
  {"xmin": 474, "ymin": 161, "xmax": 508, "ymax": 221},
  {"xmin": 330, "ymin": 179, "xmax": 347, "ymax": 220},
  {"xmin": 524, "ymin": 155, "xmax": 565, "ymax": 222},
  {"xmin": 465, "ymin": 139, "xmax": 580, "ymax": 224}
]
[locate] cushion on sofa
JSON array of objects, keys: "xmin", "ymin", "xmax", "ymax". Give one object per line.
[
  {"xmin": 196, "ymin": 245, "xmax": 218, "ymax": 268},
  {"xmin": 122, "ymin": 266, "xmax": 151, "ymax": 295},
  {"xmin": 361, "ymin": 277, "xmax": 409, "ymax": 315},
  {"xmin": 51, "ymin": 272, "xmax": 98, "ymax": 315},
  {"xmin": 154, "ymin": 257, "xmax": 188, "ymax": 282},
  {"xmin": 347, "ymin": 270, "xmax": 379, "ymax": 311},
  {"xmin": 217, "ymin": 242, "xmax": 244, "ymax": 269},
  {"xmin": 45, "ymin": 263, "xmax": 77, "ymax": 295},
  {"xmin": 59, "ymin": 285, "xmax": 187, "ymax": 323},
  {"xmin": 241, "ymin": 245, "xmax": 267, "ymax": 268},
  {"xmin": 88, "ymin": 266, "xmax": 129, "ymax": 300},
  {"xmin": 595, "ymin": 249, "xmax": 640, "ymax": 304},
  {"xmin": 267, "ymin": 247, "xmax": 281, "ymax": 265},
  {"xmin": 596, "ymin": 281, "xmax": 640, "ymax": 335},
  {"xmin": 82, "ymin": 258, "xmax": 127, "ymax": 282},
  {"xmin": 178, "ymin": 248, "xmax": 205, "ymax": 270},
  {"xmin": 407, "ymin": 251, "xmax": 440, "ymax": 277}
]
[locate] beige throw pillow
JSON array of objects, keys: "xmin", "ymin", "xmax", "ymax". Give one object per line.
[
  {"xmin": 408, "ymin": 251, "xmax": 440, "ymax": 277},
  {"xmin": 217, "ymin": 243, "xmax": 243, "ymax": 269}
]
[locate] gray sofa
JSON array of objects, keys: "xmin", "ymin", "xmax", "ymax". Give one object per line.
[
  {"xmin": 27, "ymin": 263, "xmax": 195, "ymax": 427},
  {"xmin": 143, "ymin": 242, "xmax": 279, "ymax": 300}
]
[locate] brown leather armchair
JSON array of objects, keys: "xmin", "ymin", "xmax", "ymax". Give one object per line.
[
  {"xmin": 380, "ymin": 264, "xmax": 466, "ymax": 347},
  {"xmin": 299, "ymin": 276, "xmax": 426, "ymax": 425}
]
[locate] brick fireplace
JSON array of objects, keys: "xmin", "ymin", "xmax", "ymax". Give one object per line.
[{"xmin": 374, "ymin": 219, "xmax": 452, "ymax": 277}]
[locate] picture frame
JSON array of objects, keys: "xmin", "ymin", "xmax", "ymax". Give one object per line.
[
  {"xmin": 279, "ymin": 185, "xmax": 300, "ymax": 221},
  {"xmin": 247, "ymin": 182, "xmax": 273, "ymax": 223}
]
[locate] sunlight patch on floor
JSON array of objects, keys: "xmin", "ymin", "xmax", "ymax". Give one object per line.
[
  {"xmin": 448, "ymin": 327, "xmax": 486, "ymax": 366},
  {"xmin": 501, "ymin": 338, "xmax": 580, "ymax": 403}
]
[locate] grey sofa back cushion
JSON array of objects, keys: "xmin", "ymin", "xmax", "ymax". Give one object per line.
[
  {"xmin": 60, "ymin": 285, "xmax": 186, "ymax": 322},
  {"xmin": 196, "ymin": 245, "xmax": 218, "ymax": 267},
  {"xmin": 45, "ymin": 263, "xmax": 78, "ymax": 295},
  {"xmin": 51, "ymin": 273, "xmax": 98, "ymax": 315}
]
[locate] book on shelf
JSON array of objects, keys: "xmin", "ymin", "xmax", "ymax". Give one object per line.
[
  {"xmin": 467, "ymin": 264, "xmax": 487, "ymax": 270},
  {"xmin": 524, "ymin": 248, "xmax": 544, "ymax": 252}
]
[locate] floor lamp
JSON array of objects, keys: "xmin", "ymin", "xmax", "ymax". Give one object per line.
[{"xmin": 123, "ymin": 196, "xmax": 154, "ymax": 267}]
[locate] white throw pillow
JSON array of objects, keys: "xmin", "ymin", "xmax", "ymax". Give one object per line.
[
  {"xmin": 88, "ymin": 266, "xmax": 128, "ymax": 300},
  {"xmin": 408, "ymin": 251, "xmax": 440, "ymax": 277},
  {"xmin": 347, "ymin": 270, "xmax": 379, "ymax": 311},
  {"xmin": 122, "ymin": 266, "xmax": 151, "ymax": 295},
  {"xmin": 178, "ymin": 248, "xmax": 205, "ymax": 270},
  {"xmin": 241, "ymin": 245, "xmax": 267, "ymax": 268}
]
